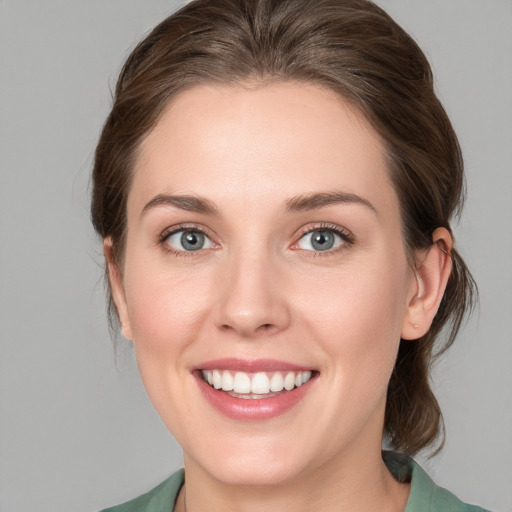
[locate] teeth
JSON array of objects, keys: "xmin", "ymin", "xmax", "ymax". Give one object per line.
[
  {"xmin": 251, "ymin": 372, "xmax": 270, "ymax": 394},
  {"xmin": 212, "ymin": 369, "xmax": 222, "ymax": 389},
  {"xmin": 270, "ymin": 373, "xmax": 284, "ymax": 392},
  {"xmin": 284, "ymin": 372, "xmax": 295, "ymax": 391},
  {"xmin": 233, "ymin": 372, "xmax": 252, "ymax": 393},
  {"xmin": 221, "ymin": 371, "xmax": 234, "ymax": 391},
  {"xmin": 201, "ymin": 369, "xmax": 314, "ymax": 394}
]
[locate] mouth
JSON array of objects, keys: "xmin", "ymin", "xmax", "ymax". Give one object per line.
[
  {"xmin": 193, "ymin": 360, "xmax": 318, "ymax": 420},
  {"xmin": 200, "ymin": 369, "xmax": 313, "ymax": 399}
]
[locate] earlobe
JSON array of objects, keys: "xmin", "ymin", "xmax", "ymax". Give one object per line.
[
  {"xmin": 103, "ymin": 238, "xmax": 133, "ymax": 340},
  {"xmin": 401, "ymin": 228, "xmax": 453, "ymax": 340}
]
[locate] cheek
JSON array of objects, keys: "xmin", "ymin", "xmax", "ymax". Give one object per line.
[
  {"xmin": 124, "ymin": 262, "xmax": 212, "ymax": 356},
  {"xmin": 297, "ymin": 253, "xmax": 410, "ymax": 375},
  {"xmin": 122, "ymin": 264, "xmax": 213, "ymax": 418}
]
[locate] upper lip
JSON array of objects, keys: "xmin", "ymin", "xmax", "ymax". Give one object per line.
[{"xmin": 193, "ymin": 358, "xmax": 315, "ymax": 373}]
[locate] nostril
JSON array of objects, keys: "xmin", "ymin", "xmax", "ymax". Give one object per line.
[{"xmin": 257, "ymin": 323, "xmax": 275, "ymax": 332}]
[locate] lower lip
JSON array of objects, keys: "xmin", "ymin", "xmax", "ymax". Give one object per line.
[{"xmin": 194, "ymin": 373, "xmax": 316, "ymax": 421}]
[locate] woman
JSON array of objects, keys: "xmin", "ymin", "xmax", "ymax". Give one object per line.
[{"xmin": 91, "ymin": 0, "xmax": 489, "ymax": 510}]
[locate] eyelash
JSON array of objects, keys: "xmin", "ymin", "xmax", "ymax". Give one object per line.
[{"xmin": 158, "ymin": 222, "xmax": 354, "ymax": 257}]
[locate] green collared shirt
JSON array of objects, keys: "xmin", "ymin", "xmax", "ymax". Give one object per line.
[{"xmin": 101, "ymin": 453, "xmax": 491, "ymax": 512}]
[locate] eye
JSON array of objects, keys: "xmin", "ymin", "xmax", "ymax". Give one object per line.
[
  {"xmin": 164, "ymin": 229, "xmax": 215, "ymax": 252},
  {"xmin": 296, "ymin": 228, "xmax": 348, "ymax": 252}
]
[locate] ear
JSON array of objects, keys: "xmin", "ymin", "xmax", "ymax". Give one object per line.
[
  {"xmin": 103, "ymin": 238, "xmax": 133, "ymax": 340},
  {"xmin": 401, "ymin": 227, "xmax": 453, "ymax": 340}
]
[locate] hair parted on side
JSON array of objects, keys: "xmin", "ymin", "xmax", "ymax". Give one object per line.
[{"xmin": 91, "ymin": 0, "xmax": 476, "ymax": 456}]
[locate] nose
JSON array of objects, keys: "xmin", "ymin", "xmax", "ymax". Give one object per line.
[{"xmin": 214, "ymin": 248, "xmax": 291, "ymax": 338}]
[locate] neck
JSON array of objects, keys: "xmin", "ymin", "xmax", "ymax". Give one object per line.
[{"xmin": 177, "ymin": 445, "xmax": 409, "ymax": 512}]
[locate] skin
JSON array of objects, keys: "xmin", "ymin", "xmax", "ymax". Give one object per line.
[{"xmin": 106, "ymin": 82, "xmax": 452, "ymax": 512}]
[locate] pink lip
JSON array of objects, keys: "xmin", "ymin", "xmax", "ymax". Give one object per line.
[
  {"xmin": 192, "ymin": 359, "xmax": 318, "ymax": 421},
  {"xmin": 194, "ymin": 358, "xmax": 312, "ymax": 372}
]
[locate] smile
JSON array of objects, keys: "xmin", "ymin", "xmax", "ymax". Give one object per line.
[
  {"xmin": 201, "ymin": 369, "xmax": 313, "ymax": 398},
  {"xmin": 194, "ymin": 360, "xmax": 318, "ymax": 420}
]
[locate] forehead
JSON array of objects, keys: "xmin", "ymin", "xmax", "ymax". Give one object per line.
[{"xmin": 131, "ymin": 82, "xmax": 397, "ymax": 216}]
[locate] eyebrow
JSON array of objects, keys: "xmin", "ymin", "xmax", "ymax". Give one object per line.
[
  {"xmin": 141, "ymin": 194, "xmax": 221, "ymax": 217},
  {"xmin": 285, "ymin": 191, "xmax": 377, "ymax": 214},
  {"xmin": 141, "ymin": 190, "xmax": 377, "ymax": 218}
]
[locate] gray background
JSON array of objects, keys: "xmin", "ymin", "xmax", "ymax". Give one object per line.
[{"xmin": 0, "ymin": 1, "xmax": 511, "ymax": 511}]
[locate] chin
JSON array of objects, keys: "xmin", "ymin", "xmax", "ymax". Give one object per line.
[
  {"xmin": 181, "ymin": 428, "xmax": 316, "ymax": 488},
  {"xmin": 200, "ymin": 454, "xmax": 306, "ymax": 488}
]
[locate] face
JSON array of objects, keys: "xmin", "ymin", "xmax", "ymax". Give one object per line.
[{"xmin": 110, "ymin": 83, "xmax": 420, "ymax": 487}]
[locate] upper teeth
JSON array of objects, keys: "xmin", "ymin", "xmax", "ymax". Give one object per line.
[{"xmin": 201, "ymin": 369, "xmax": 312, "ymax": 394}]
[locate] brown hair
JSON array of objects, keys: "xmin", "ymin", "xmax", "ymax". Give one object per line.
[{"xmin": 91, "ymin": 0, "xmax": 476, "ymax": 455}]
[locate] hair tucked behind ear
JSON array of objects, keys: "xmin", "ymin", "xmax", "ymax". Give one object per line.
[
  {"xmin": 385, "ymin": 247, "xmax": 476, "ymax": 455},
  {"xmin": 91, "ymin": 0, "xmax": 477, "ymax": 455}
]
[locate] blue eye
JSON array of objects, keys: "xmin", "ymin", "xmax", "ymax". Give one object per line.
[
  {"xmin": 297, "ymin": 229, "xmax": 346, "ymax": 252},
  {"xmin": 164, "ymin": 229, "xmax": 214, "ymax": 252}
]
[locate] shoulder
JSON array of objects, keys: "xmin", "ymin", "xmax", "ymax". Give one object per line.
[
  {"xmin": 99, "ymin": 469, "xmax": 184, "ymax": 512},
  {"xmin": 383, "ymin": 452, "xmax": 493, "ymax": 512}
]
